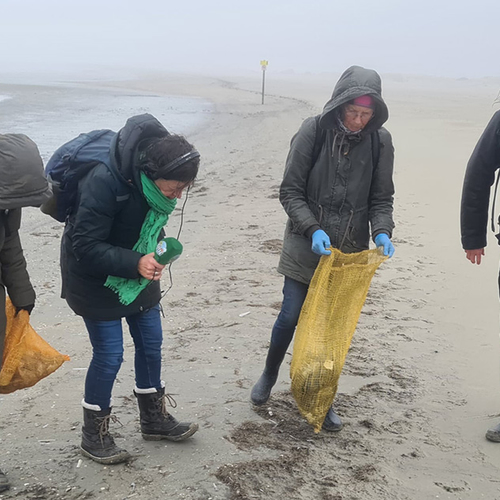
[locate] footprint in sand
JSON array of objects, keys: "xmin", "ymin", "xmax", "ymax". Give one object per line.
[{"xmin": 260, "ymin": 239, "xmax": 283, "ymax": 254}]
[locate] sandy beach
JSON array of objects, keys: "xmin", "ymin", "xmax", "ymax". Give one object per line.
[{"xmin": 1, "ymin": 71, "xmax": 500, "ymax": 500}]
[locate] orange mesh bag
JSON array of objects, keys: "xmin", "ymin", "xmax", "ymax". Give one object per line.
[
  {"xmin": 290, "ymin": 248, "xmax": 387, "ymax": 432},
  {"xmin": 0, "ymin": 298, "xmax": 70, "ymax": 394}
]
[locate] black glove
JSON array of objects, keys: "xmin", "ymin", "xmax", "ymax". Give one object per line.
[{"xmin": 15, "ymin": 304, "xmax": 34, "ymax": 315}]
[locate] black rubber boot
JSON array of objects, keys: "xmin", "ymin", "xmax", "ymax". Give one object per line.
[
  {"xmin": 322, "ymin": 406, "xmax": 343, "ymax": 432},
  {"xmin": 135, "ymin": 387, "xmax": 198, "ymax": 441},
  {"xmin": 486, "ymin": 422, "xmax": 500, "ymax": 442},
  {"xmin": 0, "ymin": 468, "xmax": 10, "ymax": 493},
  {"xmin": 80, "ymin": 405, "xmax": 131, "ymax": 464},
  {"xmin": 250, "ymin": 341, "xmax": 288, "ymax": 406}
]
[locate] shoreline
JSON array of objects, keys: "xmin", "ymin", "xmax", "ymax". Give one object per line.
[{"xmin": 0, "ymin": 81, "xmax": 214, "ymax": 165}]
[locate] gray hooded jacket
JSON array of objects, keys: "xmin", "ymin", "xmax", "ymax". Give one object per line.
[
  {"xmin": 0, "ymin": 133, "xmax": 50, "ymax": 366},
  {"xmin": 277, "ymin": 66, "xmax": 395, "ymax": 284},
  {"xmin": 0, "ymin": 134, "xmax": 51, "ymax": 210}
]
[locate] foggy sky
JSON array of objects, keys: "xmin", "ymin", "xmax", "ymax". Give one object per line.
[{"xmin": 0, "ymin": 0, "xmax": 498, "ymax": 79}]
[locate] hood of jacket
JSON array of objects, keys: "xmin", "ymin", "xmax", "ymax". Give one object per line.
[
  {"xmin": 0, "ymin": 134, "xmax": 51, "ymax": 209},
  {"xmin": 110, "ymin": 113, "xmax": 170, "ymax": 187},
  {"xmin": 318, "ymin": 65, "xmax": 389, "ymax": 134}
]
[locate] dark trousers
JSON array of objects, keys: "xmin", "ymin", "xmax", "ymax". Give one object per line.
[{"xmin": 270, "ymin": 276, "xmax": 309, "ymax": 353}]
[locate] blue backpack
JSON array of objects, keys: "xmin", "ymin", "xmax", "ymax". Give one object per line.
[{"xmin": 42, "ymin": 129, "xmax": 129, "ymax": 222}]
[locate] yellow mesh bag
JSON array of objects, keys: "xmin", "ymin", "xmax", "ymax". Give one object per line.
[
  {"xmin": 0, "ymin": 298, "xmax": 70, "ymax": 394},
  {"xmin": 290, "ymin": 248, "xmax": 387, "ymax": 432}
]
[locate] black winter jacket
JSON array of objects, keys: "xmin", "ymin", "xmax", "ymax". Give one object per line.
[
  {"xmin": 61, "ymin": 115, "xmax": 169, "ymax": 320},
  {"xmin": 461, "ymin": 110, "xmax": 500, "ymax": 250}
]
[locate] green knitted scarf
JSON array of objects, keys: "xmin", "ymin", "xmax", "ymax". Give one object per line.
[{"xmin": 104, "ymin": 172, "xmax": 177, "ymax": 305}]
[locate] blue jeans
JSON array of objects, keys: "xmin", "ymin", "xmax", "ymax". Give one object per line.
[
  {"xmin": 83, "ymin": 305, "xmax": 163, "ymax": 409},
  {"xmin": 270, "ymin": 276, "xmax": 309, "ymax": 351}
]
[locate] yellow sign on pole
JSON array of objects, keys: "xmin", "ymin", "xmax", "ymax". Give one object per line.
[{"xmin": 260, "ymin": 60, "xmax": 268, "ymax": 104}]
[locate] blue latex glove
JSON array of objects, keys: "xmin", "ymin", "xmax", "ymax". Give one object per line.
[
  {"xmin": 374, "ymin": 233, "xmax": 395, "ymax": 258},
  {"xmin": 311, "ymin": 229, "xmax": 332, "ymax": 256}
]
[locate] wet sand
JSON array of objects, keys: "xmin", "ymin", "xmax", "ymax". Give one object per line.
[{"xmin": 1, "ymin": 72, "xmax": 500, "ymax": 499}]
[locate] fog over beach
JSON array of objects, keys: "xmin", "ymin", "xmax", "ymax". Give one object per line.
[{"xmin": 1, "ymin": 0, "xmax": 500, "ymax": 498}]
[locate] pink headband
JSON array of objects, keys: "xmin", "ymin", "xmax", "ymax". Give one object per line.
[{"xmin": 351, "ymin": 95, "xmax": 374, "ymax": 109}]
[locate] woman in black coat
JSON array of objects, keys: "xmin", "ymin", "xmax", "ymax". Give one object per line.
[{"xmin": 60, "ymin": 115, "xmax": 201, "ymax": 464}]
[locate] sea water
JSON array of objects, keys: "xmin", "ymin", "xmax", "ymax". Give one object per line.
[{"xmin": 0, "ymin": 84, "xmax": 212, "ymax": 162}]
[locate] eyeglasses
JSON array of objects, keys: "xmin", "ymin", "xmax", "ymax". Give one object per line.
[
  {"xmin": 344, "ymin": 106, "xmax": 374, "ymax": 120},
  {"xmin": 155, "ymin": 180, "xmax": 193, "ymax": 199}
]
